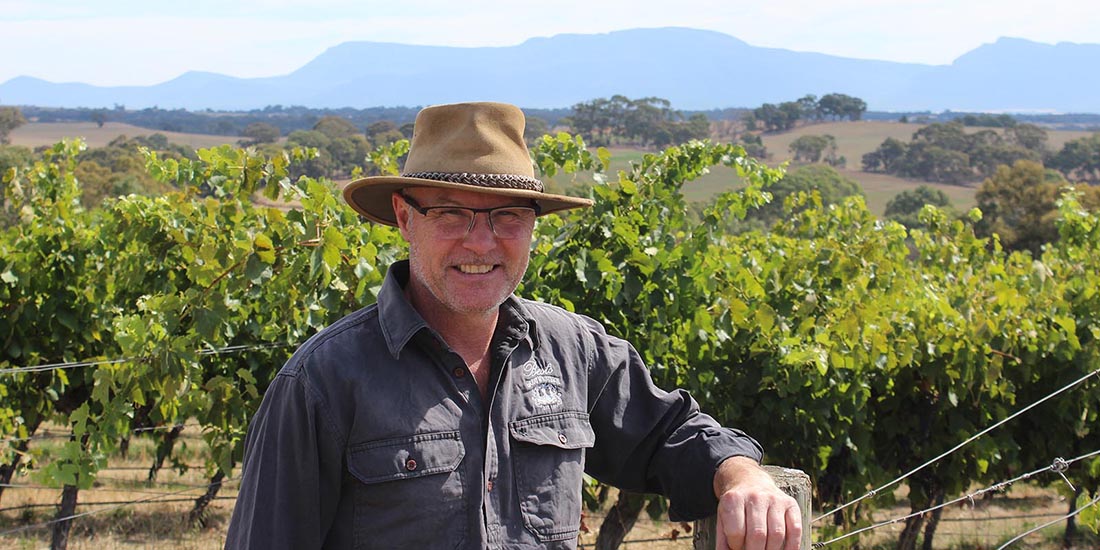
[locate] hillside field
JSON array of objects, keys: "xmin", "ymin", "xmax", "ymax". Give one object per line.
[
  {"xmin": 561, "ymin": 121, "xmax": 1093, "ymax": 215},
  {"xmin": 553, "ymin": 144, "xmax": 972, "ymax": 216},
  {"xmin": 9, "ymin": 119, "xmax": 1095, "ymax": 216},
  {"xmin": 760, "ymin": 120, "xmax": 1095, "ymax": 213},
  {"xmin": 7, "ymin": 122, "xmax": 240, "ymax": 149},
  {"xmin": 759, "ymin": 120, "xmax": 1094, "ymax": 170}
]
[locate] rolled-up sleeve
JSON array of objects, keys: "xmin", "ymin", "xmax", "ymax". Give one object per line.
[
  {"xmin": 225, "ymin": 369, "xmax": 345, "ymax": 550},
  {"xmin": 582, "ymin": 320, "xmax": 762, "ymax": 521}
]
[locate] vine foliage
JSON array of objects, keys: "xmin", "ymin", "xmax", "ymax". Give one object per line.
[{"xmin": 2, "ymin": 135, "xmax": 1099, "ymax": 548}]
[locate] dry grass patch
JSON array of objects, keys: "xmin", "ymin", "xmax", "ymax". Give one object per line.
[
  {"xmin": 8, "ymin": 122, "xmax": 238, "ymax": 149},
  {"xmin": 0, "ymin": 428, "xmax": 237, "ymax": 550}
]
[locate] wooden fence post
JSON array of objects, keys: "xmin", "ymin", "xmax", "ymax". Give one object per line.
[{"xmin": 693, "ymin": 465, "xmax": 812, "ymax": 550}]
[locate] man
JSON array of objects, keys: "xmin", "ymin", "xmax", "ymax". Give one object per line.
[{"xmin": 226, "ymin": 102, "xmax": 801, "ymax": 549}]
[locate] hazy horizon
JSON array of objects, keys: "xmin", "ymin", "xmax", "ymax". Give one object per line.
[{"xmin": 3, "ymin": 0, "xmax": 1099, "ymax": 87}]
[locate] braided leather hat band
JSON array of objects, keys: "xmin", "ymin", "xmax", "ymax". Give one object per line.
[{"xmin": 401, "ymin": 171, "xmax": 544, "ymax": 193}]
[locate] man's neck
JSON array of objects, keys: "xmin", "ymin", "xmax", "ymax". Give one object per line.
[{"xmin": 405, "ymin": 284, "xmax": 499, "ymax": 366}]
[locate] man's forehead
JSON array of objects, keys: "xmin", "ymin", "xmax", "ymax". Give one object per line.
[{"xmin": 402, "ymin": 186, "xmax": 530, "ymax": 207}]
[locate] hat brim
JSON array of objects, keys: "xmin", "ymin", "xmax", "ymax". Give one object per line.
[{"xmin": 343, "ymin": 175, "xmax": 594, "ymax": 227}]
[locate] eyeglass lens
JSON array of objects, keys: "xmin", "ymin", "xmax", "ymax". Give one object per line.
[{"xmin": 424, "ymin": 207, "xmax": 535, "ymax": 239}]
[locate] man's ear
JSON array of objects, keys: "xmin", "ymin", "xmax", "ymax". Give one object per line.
[{"xmin": 392, "ymin": 191, "xmax": 411, "ymax": 237}]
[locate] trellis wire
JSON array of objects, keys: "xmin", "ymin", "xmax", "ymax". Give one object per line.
[
  {"xmin": 0, "ymin": 483, "xmax": 227, "ymax": 498},
  {"xmin": 0, "ymin": 357, "xmax": 132, "ymax": 375},
  {"xmin": 814, "ymin": 367, "xmax": 1100, "ymax": 523},
  {"xmin": 813, "ymin": 448, "xmax": 1100, "ymax": 548},
  {"xmin": 0, "ymin": 477, "xmax": 230, "ymax": 536},
  {"xmin": 0, "ymin": 495, "xmax": 236, "ymax": 515},
  {"xmin": 995, "ymin": 494, "xmax": 1100, "ymax": 550},
  {"xmin": 93, "ymin": 476, "xmax": 240, "ymax": 490},
  {"xmin": 0, "ymin": 422, "xmax": 199, "ymax": 445},
  {"xmin": 0, "ymin": 342, "xmax": 292, "ymax": 375}
]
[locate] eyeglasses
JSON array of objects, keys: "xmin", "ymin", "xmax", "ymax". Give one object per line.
[{"xmin": 399, "ymin": 192, "xmax": 540, "ymax": 239}]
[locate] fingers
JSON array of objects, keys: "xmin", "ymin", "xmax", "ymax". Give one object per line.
[
  {"xmin": 784, "ymin": 504, "xmax": 803, "ymax": 550},
  {"xmin": 764, "ymin": 500, "xmax": 787, "ymax": 550},
  {"xmin": 717, "ymin": 490, "xmax": 803, "ymax": 550},
  {"xmin": 718, "ymin": 492, "xmax": 747, "ymax": 549}
]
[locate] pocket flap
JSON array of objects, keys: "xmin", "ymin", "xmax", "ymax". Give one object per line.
[
  {"xmin": 509, "ymin": 411, "xmax": 595, "ymax": 449},
  {"xmin": 348, "ymin": 431, "xmax": 464, "ymax": 484}
]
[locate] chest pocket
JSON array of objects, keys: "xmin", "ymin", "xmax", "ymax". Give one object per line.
[
  {"xmin": 347, "ymin": 431, "xmax": 467, "ymax": 549},
  {"xmin": 509, "ymin": 411, "xmax": 596, "ymax": 542}
]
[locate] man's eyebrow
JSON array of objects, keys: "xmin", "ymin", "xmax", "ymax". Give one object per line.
[
  {"xmin": 431, "ymin": 196, "xmax": 464, "ymax": 206},
  {"xmin": 417, "ymin": 193, "xmax": 534, "ymax": 209}
]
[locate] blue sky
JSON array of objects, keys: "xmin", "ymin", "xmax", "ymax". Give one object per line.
[{"xmin": 2, "ymin": 0, "xmax": 1099, "ymax": 86}]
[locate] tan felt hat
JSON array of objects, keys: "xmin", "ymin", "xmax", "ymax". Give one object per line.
[{"xmin": 342, "ymin": 101, "xmax": 593, "ymax": 226}]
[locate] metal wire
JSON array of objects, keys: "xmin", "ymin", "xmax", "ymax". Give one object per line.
[
  {"xmin": 814, "ymin": 447, "xmax": 1100, "ymax": 547},
  {"xmin": 0, "ymin": 357, "xmax": 133, "ymax": 375},
  {"xmin": 0, "ymin": 342, "xmax": 292, "ymax": 375},
  {"xmin": 1, "ymin": 422, "xmax": 200, "ymax": 445},
  {"xmin": 0, "ymin": 495, "xmax": 236, "ymax": 515},
  {"xmin": 0, "ymin": 477, "xmax": 230, "ymax": 536},
  {"xmin": 995, "ymin": 495, "xmax": 1100, "ymax": 550},
  {"xmin": 814, "ymin": 367, "xmax": 1100, "ymax": 523}
]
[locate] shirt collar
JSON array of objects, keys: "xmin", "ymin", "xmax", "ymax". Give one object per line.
[
  {"xmin": 377, "ymin": 260, "xmax": 540, "ymax": 357},
  {"xmin": 498, "ymin": 294, "xmax": 541, "ymax": 352},
  {"xmin": 377, "ymin": 261, "xmax": 430, "ymax": 358}
]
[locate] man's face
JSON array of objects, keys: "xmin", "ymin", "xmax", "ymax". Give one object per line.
[{"xmin": 393, "ymin": 186, "xmax": 535, "ymax": 319}]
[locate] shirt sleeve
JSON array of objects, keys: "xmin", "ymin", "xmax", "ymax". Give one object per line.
[
  {"xmin": 581, "ymin": 318, "xmax": 763, "ymax": 521},
  {"xmin": 224, "ymin": 369, "xmax": 345, "ymax": 550}
]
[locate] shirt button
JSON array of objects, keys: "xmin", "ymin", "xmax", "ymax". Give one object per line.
[
  {"xmin": 453, "ymin": 367, "xmax": 466, "ymax": 378},
  {"xmin": 558, "ymin": 433, "xmax": 568, "ymax": 445},
  {"xmin": 405, "ymin": 458, "xmax": 417, "ymax": 471}
]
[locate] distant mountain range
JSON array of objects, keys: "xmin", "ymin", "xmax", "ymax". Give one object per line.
[{"xmin": 3, "ymin": 27, "xmax": 1099, "ymax": 113}]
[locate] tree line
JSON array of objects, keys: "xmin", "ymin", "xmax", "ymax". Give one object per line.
[
  {"xmin": 863, "ymin": 118, "xmax": 1100, "ymax": 187},
  {"xmin": 15, "ymin": 104, "xmax": 579, "ymax": 138},
  {"xmin": 564, "ymin": 95, "xmax": 711, "ymax": 148},
  {"xmin": 862, "ymin": 120, "xmax": 1049, "ymax": 184},
  {"xmin": 744, "ymin": 93, "xmax": 868, "ymax": 133}
]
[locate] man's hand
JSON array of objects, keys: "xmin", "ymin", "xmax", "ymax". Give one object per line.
[{"xmin": 713, "ymin": 456, "xmax": 802, "ymax": 550}]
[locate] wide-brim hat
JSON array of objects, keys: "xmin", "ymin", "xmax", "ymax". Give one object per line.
[{"xmin": 343, "ymin": 101, "xmax": 593, "ymax": 226}]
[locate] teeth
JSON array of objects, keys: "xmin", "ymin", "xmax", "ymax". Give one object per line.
[{"xmin": 458, "ymin": 264, "xmax": 493, "ymax": 274}]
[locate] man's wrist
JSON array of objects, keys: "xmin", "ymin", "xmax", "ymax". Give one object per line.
[{"xmin": 713, "ymin": 455, "xmax": 770, "ymax": 498}]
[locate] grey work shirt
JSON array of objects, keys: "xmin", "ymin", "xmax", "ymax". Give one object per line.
[{"xmin": 226, "ymin": 261, "xmax": 762, "ymax": 550}]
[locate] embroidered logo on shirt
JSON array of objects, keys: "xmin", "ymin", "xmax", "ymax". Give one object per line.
[{"xmin": 520, "ymin": 358, "xmax": 563, "ymax": 409}]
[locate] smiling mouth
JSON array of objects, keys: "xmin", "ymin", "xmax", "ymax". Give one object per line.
[{"xmin": 457, "ymin": 264, "xmax": 495, "ymax": 274}]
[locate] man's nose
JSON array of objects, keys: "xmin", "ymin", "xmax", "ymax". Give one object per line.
[{"xmin": 462, "ymin": 212, "xmax": 497, "ymax": 252}]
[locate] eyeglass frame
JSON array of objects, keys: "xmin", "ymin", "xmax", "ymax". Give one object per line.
[{"xmin": 397, "ymin": 192, "xmax": 542, "ymax": 239}]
